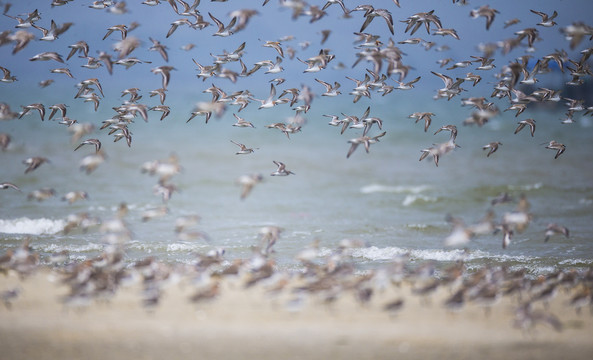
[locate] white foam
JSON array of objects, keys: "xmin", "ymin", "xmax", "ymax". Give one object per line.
[
  {"xmin": 0, "ymin": 217, "xmax": 65, "ymax": 235},
  {"xmin": 37, "ymin": 243, "xmax": 104, "ymax": 253},
  {"xmin": 346, "ymin": 246, "xmax": 543, "ymax": 264},
  {"xmin": 402, "ymin": 195, "xmax": 438, "ymax": 206},
  {"xmin": 360, "ymin": 184, "xmax": 431, "ymax": 195},
  {"xmin": 508, "ymin": 183, "xmax": 543, "ymax": 191},
  {"xmin": 166, "ymin": 243, "xmax": 207, "ymax": 252},
  {"xmin": 558, "ymin": 258, "xmax": 593, "ymax": 266}
]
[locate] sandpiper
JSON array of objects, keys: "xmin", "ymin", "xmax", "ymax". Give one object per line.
[
  {"xmin": 236, "ymin": 174, "xmax": 264, "ymax": 200},
  {"xmin": 271, "ymin": 160, "xmax": 295, "ymax": 176},
  {"xmin": 482, "ymin": 142, "xmax": 502, "ymax": 157},
  {"xmin": 544, "ymin": 223, "xmax": 569, "ymax": 242},
  {"xmin": 543, "ymin": 140, "xmax": 566, "ymax": 159},
  {"xmin": 0, "ymin": 182, "xmax": 21, "ymax": 192},
  {"xmin": 230, "ymin": 140, "xmax": 257, "ymax": 154},
  {"xmin": 19, "ymin": 103, "xmax": 45, "ymax": 121},
  {"xmin": 74, "ymin": 138, "xmax": 101, "ymax": 153}
]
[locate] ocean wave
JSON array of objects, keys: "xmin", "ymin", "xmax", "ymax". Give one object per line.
[
  {"xmin": 0, "ymin": 217, "xmax": 65, "ymax": 235},
  {"xmin": 346, "ymin": 246, "xmax": 543, "ymax": 264},
  {"xmin": 507, "ymin": 183, "xmax": 543, "ymax": 191},
  {"xmin": 360, "ymin": 184, "xmax": 432, "ymax": 195},
  {"xmin": 402, "ymin": 195, "xmax": 438, "ymax": 207},
  {"xmin": 32, "ymin": 243, "xmax": 104, "ymax": 253}
]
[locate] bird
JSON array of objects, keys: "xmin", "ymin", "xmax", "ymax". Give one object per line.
[
  {"xmin": 346, "ymin": 131, "xmax": 386, "ymax": 158},
  {"xmin": 29, "ymin": 51, "xmax": 64, "ymax": 63},
  {"xmin": 409, "ymin": 112, "xmax": 435, "ymax": 132},
  {"xmin": 166, "ymin": 18, "xmax": 193, "ymax": 38},
  {"xmin": 62, "ymin": 191, "xmax": 89, "ymax": 204},
  {"xmin": 232, "ymin": 113, "xmax": 255, "ymax": 128},
  {"xmin": 470, "ymin": 5, "xmax": 499, "ymax": 30},
  {"xmin": 530, "ymin": 9, "xmax": 558, "ymax": 27},
  {"xmin": 271, "ymin": 161, "xmax": 295, "ymax": 176},
  {"xmin": 209, "ymin": 12, "xmax": 237, "ymax": 37},
  {"xmin": 352, "ymin": 5, "xmax": 394, "ymax": 35},
  {"xmin": 74, "ymin": 139, "xmax": 101, "ymax": 153},
  {"xmin": 148, "ymin": 37, "xmax": 169, "ymax": 62},
  {"xmin": 315, "ymin": 78, "xmax": 341, "ymax": 97},
  {"xmin": 23, "ymin": 157, "xmax": 50, "ymax": 174},
  {"xmin": 149, "ymin": 88, "xmax": 167, "ymax": 105},
  {"xmin": 544, "ymin": 223, "xmax": 569, "ymax": 242},
  {"xmin": 543, "ymin": 140, "xmax": 566, "ymax": 159},
  {"xmin": 0, "ymin": 182, "xmax": 21, "ymax": 192},
  {"xmin": 48, "ymin": 104, "xmax": 68, "ymax": 120},
  {"xmin": 150, "ymin": 105, "xmax": 171, "ymax": 121},
  {"xmin": 103, "ymin": 24, "xmax": 127, "ymax": 40},
  {"xmin": 514, "ymin": 118, "xmax": 536, "ymax": 136},
  {"xmin": 151, "ymin": 66, "xmax": 175, "ymax": 90},
  {"xmin": 482, "ymin": 142, "xmax": 502, "ymax": 157},
  {"xmin": 0, "ymin": 66, "xmax": 17, "ymax": 83},
  {"xmin": 236, "ymin": 174, "xmax": 264, "ymax": 200},
  {"xmin": 262, "ymin": 40, "xmax": 284, "ymax": 58},
  {"xmin": 230, "ymin": 140, "xmax": 257, "ymax": 155},
  {"xmin": 19, "ymin": 103, "xmax": 45, "ymax": 121}
]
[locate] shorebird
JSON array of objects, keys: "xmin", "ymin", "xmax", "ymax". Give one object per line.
[
  {"xmin": 252, "ymin": 83, "xmax": 288, "ymax": 109},
  {"xmin": 150, "ymin": 105, "xmax": 171, "ymax": 121},
  {"xmin": 236, "ymin": 174, "xmax": 264, "ymax": 200},
  {"xmin": 315, "ymin": 78, "xmax": 341, "ymax": 97},
  {"xmin": 514, "ymin": 118, "xmax": 536, "ymax": 136},
  {"xmin": 67, "ymin": 41, "xmax": 89, "ymax": 60},
  {"xmin": 232, "ymin": 113, "xmax": 255, "ymax": 128},
  {"xmin": 47, "ymin": 104, "xmax": 68, "ymax": 121},
  {"xmin": 482, "ymin": 142, "xmax": 502, "ymax": 157},
  {"xmin": 352, "ymin": 5, "xmax": 394, "ymax": 35},
  {"xmin": 530, "ymin": 9, "xmax": 558, "ymax": 27},
  {"xmin": 62, "ymin": 191, "xmax": 89, "ymax": 204},
  {"xmin": 544, "ymin": 223, "xmax": 569, "ymax": 242},
  {"xmin": 230, "ymin": 140, "xmax": 257, "ymax": 154},
  {"xmin": 27, "ymin": 188, "xmax": 56, "ymax": 201},
  {"xmin": 31, "ymin": 20, "xmax": 66, "ymax": 41},
  {"xmin": 74, "ymin": 138, "xmax": 101, "ymax": 153},
  {"xmin": 504, "ymin": 18, "xmax": 521, "ymax": 28},
  {"xmin": 149, "ymin": 88, "xmax": 167, "ymax": 105},
  {"xmin": 151, "ymin": 66, "xmax": 175, "ymax": 90},
  {"xmin": 0, "ymin": 66, "xmax": 17, "ymax": 83},
  {"xmin": 29, "ymin": 51, "xmax": 64, "ymax": 63},
  {"xmin": 0, "ymin": 133, "xmax": 10, "ymax": 151},
  {"xmin": 322, "ymin": 0, "xmax": 349, "ymax": 14},
  {"xmin": 271, "ymin": 161, "xmax": 295, "ymax": 176},
  {"xmin": 0, "ymin": 182, "xmax": 20, "ymax": 191},
  {"xmin": 434, "ymin": 124, "xmax": 458, "ymax": 141},
  {"xmin": 409, "ymin": 112, "xmax": 435, "ymax": 132},
  {"xmin": 209, "ymin": 12, "xmax": 236, "ymax": 37},
  {"xmin": 79, "ymin": 151, "xmax": 106, "ymax": 174},
  {"xmin": 75, "ymin": 78, "xmax": 104, "ymax": 98},
  {"xmin": 166, "ymin": 18, "xmax": 193, "ymax": 38},
  {"xmin": 103, "ymin": 24, "xmax": 127, "ymax": 40},
  {"xmin": 50, "ymin": 67, "xmax": 73, "ymax": 78},
  {"xmin": 153, "ymin": 183, "xmax": 179, "ymax": 202},
  {"xmin": 346, "ymin": 131, "xmax": 386, "ymax": 158},
  {"xmin": 470, "ymin": 5, "xmax": 499, "ymax": 30},
  {"xmin": 543, "ymin": 140, "xmax": 566, "ymax": 159},
  {"xmin": 19, "ymin": 103, "xmax": 45, "ymax": 121}
]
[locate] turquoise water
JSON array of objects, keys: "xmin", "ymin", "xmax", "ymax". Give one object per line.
[{"xmin": 1, "ymin": 1, "xmax": 592, "ymax": 275}]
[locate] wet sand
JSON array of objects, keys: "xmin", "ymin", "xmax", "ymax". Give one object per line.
[{"xmin": 1, "ymin": 268, "xmax": 592, "ymax": 360}]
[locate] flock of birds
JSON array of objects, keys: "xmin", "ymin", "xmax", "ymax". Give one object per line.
[
  {"xmin": 0, "ymin": 0, "xmax": 592, "ymax": 328},
  {"xmin": 2, "ymin": 232, "xmax": 593, "ymax": 333}
]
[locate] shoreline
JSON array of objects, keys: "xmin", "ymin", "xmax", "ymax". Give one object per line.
[{"xmin": 1, "ymin": 265, "xmax": 592, "ymax": 360}]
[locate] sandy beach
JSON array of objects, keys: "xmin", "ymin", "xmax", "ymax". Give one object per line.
[{"xmin": 1, "ymin": 264, "xmax": 592, "ymax": 360}]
